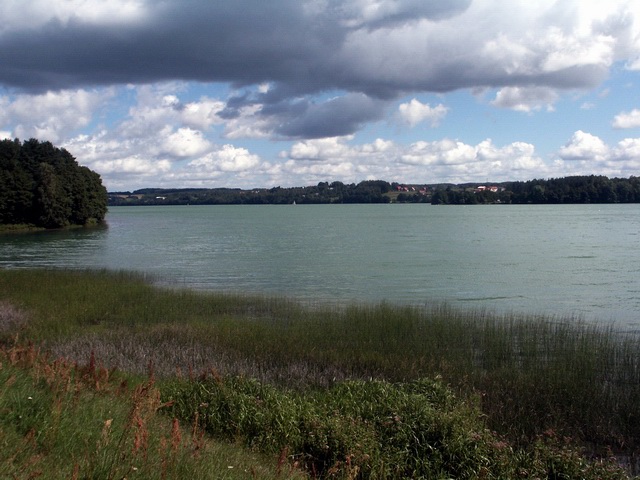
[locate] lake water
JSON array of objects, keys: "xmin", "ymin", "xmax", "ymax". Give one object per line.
[{"xmin": 1, "ymin": 204, "xmax": 639, "ymax": 327}]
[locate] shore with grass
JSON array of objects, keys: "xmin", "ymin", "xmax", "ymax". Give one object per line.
[{"xmin": 1, "ymin": 268, "xmax": 638, "ymax": 478}]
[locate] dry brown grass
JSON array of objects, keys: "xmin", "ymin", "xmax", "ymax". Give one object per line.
[
  {"xmin": 1, "ymin": 341, "xmax": 307, "ymax": 479},
  {"xmin": 0, "ymin": 301, "xmax": 28, "ymax": 341},
  {"xmin": 0, "ymin": 301, "xmax": 27, "ymax": 334},
  {"xmin": 45, "ymin": 325, "xmax": 367, "ymax": 388}
]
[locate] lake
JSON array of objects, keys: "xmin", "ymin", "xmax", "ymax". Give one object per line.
[{"xmin": 1, "ymin": 204, "xmax": 639, "ymax": 327}]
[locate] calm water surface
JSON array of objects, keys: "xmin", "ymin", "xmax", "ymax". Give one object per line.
[{"xmin": 1, "ymin": 204, "xmax": 639, "ymax": 326}]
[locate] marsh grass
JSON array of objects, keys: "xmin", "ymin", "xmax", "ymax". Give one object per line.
[{"xmin": 1, "ymin": 268, "xmax": 639, "ymax": 476}]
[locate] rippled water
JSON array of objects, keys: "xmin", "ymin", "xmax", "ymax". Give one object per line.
[{"xmin": 1, "ymin": 204, "xmax": 639, "ymax": 326}]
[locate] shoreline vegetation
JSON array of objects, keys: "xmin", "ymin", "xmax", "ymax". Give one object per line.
[
  {"xmin": 0, "ymin": 138, "xmax": 108, "ymax": 231},
  {"xmin": 1, "ymin": 269, "xmax": 639, "ymax": 478},
  {"xmin": 108, "ymin": 175, "xmax": 640, "ymax": 207},
  {"xmin": 0, "ymin": 221, "xmax": 105, "ymax": 234}
]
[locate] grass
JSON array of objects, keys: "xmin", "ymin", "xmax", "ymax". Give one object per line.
[
  {"xmin": 0, "ymin": 223, "xmax": 44, "ymax": 233},
  {"xmin": 1, "ymin": 268, "xmax": 639, "ymax": 478},
  {"xmin": 0, "ymin": 343, "xmax": 306, "ymax": 479}
]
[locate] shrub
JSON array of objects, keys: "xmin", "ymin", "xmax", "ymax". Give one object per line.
[{"xmin": 164, "ymin": 376, "xmax": 627, "ymax": 479}]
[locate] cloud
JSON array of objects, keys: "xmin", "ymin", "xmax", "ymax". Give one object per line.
[
  {"xmin": 61, "ymin": 113, "xmax": 640, "ymax": 190},
  {"xmin": 161, "ymin": 127, "xmax": 211, "ymax": 158},
  {"xmin": 548, "ymin": 130, "xmax": 640, "ymax": 177},
  {"xmin": 491, "ymin": 87, "xmax": 559, "ymax": 112},
  {"xmin": 273, "ymin": 93, "xmax": 386, "ymax": 139},
  {"xmin": 4, "ymin": 2, "xmax": 640, "ymax": 191},
  {"xmin": 1, "ymin": 0, "xmax": 638, "ymax": 101},
  {"xmin": 558, "ymin": 130, "xmax": 609, "ymax": 161},
  {"xmin": 222, "ymin": 104, "xmax": 274, "ymax": 140},
  {"xmin": 56, "ymin": 85, "xmax": 229, "ymax": 187},
  {"xmin": 288, "ymin": 136, "xmax": 356, "ymax": 161},
  {"xmin": 93, "ymin": 156, "xmax": 171, "ymax": 176},
  {"xmin": 180, "ymin": 98, "xmax": 226, "ymax": 130},
  {"xmin": 401, "ymin": 139, "xmax": 476, "ymax": 166},
  {"xmin": 338, "ymin": 0, "xmax": 472, "ymax": 29},
  {"xmin": 611, "ymin": 137, "xmax": 640, "ymax": 167},
  {"xmin": 188, "ymin": 145, "xmax": 261, "ymax": 173},
  {"xmin": 0, "ymin": 0, "xmax": 147, "ymax": 33},
  {"xmin": 612, "ymin": 108, "xmax": 640, "ymax": 128},
  {"xmin": 276, "ymin": 132, "xmax": 640, "ymax": 188},
  {"xmin": 398, "ymin": 99, "xmax": 448, "ymax": 127},
  {"xmin": 397, "ymin": 138, "xmax": 548, "ymax": 178},
  {"xmin": 279, "ymin": 136, "xmax": 550, "ymax": 185},
  {"xmin": 0, "ymin": 89, "xmax": 112, "ymax": 143}
]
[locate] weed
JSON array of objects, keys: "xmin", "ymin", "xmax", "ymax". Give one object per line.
[
  {"xmin": 1, "ymin": 268, "xmax": 638, "ymax": 477},
  {"xmin": 0, "ymin": 342, "xmax": 306, "ymax": 479}
]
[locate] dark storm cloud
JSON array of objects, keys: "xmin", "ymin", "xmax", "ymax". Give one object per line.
[
  {"xmin": 273, "ymin": 93, "xmax": 386, "ymax": 139},
  {"xmin": 0, "ymin": 0, "xmax": 470, "ymax": 94},
  {"xmin": 0, "ymin": 0, "xmax": 631, "ymax": 140},
  {"xmin": 338, "ymin": 0, "xmax": 471, "ymax": 29},
  {"xmin": 0, "ymin": 2, "xmax": 319, "ymax": 90}
]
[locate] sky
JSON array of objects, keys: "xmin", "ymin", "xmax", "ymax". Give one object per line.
[{"xmin": 1, "ymin": 0, "xmax": 640, "ymax": 191}]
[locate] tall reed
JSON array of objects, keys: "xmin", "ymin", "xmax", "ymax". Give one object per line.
[{"xmin": 1, "ymin": 268, "xmax": 639, "ymax": 465}]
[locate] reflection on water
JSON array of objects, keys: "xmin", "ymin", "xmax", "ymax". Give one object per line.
[
  {"xmin": 0, "ymin": 224, "xmax": 109, "ymax": 268},
  {"xmin": 1, "ymin": 204, "xmax": 639, "ymax": 326}
]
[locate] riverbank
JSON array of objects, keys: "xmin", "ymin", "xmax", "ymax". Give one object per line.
[
  {"xmin": 0, "ymin": 223, "xmax": 44, "ymax": 233},
  {"xmin": 1, "ymin": 268, "xmax": 638, "ymax": 478},
  {"xmin": 0, "ymin": 221, "xmax": 103, "ymax": 234}
]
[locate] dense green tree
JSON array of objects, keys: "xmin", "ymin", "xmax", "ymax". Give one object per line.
[
  {"xmin": 35, "ymin": 162, "xmax": 70, "ymax": 228},
  {"xmin": 0, "ymin": 138, "xmax": 108, "ymax": 228},
  {"xmin": 432, "ymin": 176, "xmax": 640, "ymax": 205}
]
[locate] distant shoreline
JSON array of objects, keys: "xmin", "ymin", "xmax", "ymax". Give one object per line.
[{"xmin": 108, "ymin": 175, "xmax": 640, "ymax": 207}]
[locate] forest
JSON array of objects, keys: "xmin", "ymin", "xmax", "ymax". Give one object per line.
[
  {"xmin": 0, "ymin": 138, "xmax": 108, "ymax": 229},
  {"xmin": 109, "ymin": 180, "xmax": 394, "ymax": 206},
  {"xmin": 431, "ymin": 175, "xmax": 640, "ymax": 205},
  {"xmin": 109, "ymin": 175, "xmax": 640, "ymax": 206}
]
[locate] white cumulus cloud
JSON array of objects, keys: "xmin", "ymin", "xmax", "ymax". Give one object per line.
[
  {"xmin": 0, "ymin": 89, "xmax": 113, "ymax": 143},
  {"xmin": 189, "ymin": 145, "xmax": 261, "ymax": 173},
  {"xmin": 491, "ymin": 87, "xmax": 559, "ymax": 112},
  {"xmin": 612, "ymin": 109, "xmax": 640, "ymax": 129},
  {"xmin": 162, "ymin": 127, "xmax": 212, "ymax": 158},
  {"xmin": 93, "ymin": 156, "xmax": 171, "ymax": 175},
  {"xmin": 398, "ymin": 99, "xmax": 448, "ymax": 127},
  {"xmin": 558, "ymin": 130, "xmax": 609, "ymax": 161}
]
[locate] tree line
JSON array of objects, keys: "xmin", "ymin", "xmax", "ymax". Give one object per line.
[
  {"xmin": 110, "ymin": 175, "xmax": 640, "ymax": 206},
  {"xmin": 430, "ymin": 175, "xmax": 640, "ymax": 205},
  {"xmin": 0, "ymin": 138, "xmax": 108, "ymax": 229},
  {"xmin": 109, "ymin": 180, "xmax": 393, "ymax": 206},
  {"xmin": 4, "ymin": 138, "xmax": 636, "ymax": 226}
]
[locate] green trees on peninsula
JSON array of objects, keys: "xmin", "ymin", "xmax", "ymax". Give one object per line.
[
  {"xmin": 430, "ymin": 175, "xmax": 640, "ymax": 205},
  {"xmin": 0, "ymin": 138, "xmax": 107, "ymax": 229}
]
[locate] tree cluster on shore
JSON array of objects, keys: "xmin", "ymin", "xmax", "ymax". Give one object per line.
[
  {"xmin": 110, "ymin": 175, "xmax": 640, "ymax": 207},
  {"xmin": 0, "ymin": 138, "xmax": 108, "ymax": 229},
  {"xmin": 431, "ymin": 175, "xmax": 640, "ymax": 205}
]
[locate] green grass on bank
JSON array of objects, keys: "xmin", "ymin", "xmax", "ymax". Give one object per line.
[
  {"xmin": 0, "ymin": 343, "xmax": 305, "ymax": 479},
  {"xmin": 1, "ymin": 268, "xmax": 639, "ymax": 478}
]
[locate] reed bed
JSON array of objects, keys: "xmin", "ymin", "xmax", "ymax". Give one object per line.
[{"xmin": 1, "ymin": 268, "xmax": 639, "ymax": 477}]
